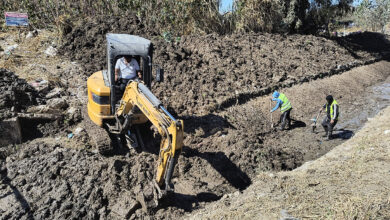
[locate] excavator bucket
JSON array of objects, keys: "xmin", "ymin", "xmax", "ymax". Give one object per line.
[{"xmin": 135, "ymin": 179, "xmax": 173, "ymax": 211}]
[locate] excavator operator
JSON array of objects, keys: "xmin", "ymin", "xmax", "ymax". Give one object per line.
[{"xmin": 115, "ymin": 55, "xmax": 143, "ymax": 94}]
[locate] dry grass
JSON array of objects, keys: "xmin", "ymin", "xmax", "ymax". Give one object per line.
[
  {"xmin": 0, "ymin": 30, "xmax": 68, "ymax": 82},
  {"xmin": 235, "ymin": 0, "xmax": 283, "ymax": 33},
  {"xmin": 0, "ymin": 0, "xmax": 311, "ymax": 35}
]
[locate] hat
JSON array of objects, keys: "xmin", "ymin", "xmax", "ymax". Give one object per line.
[{"xmin": 272, "ymin": 91, "xmax": 279, "ymax": 98}]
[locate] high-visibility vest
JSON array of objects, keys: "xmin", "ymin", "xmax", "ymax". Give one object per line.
[
  {"xmin": 279, "ymin": 93, "xmax": 292, "ymax": 113},
  {"xmin": 326, "ymin": 99, "xmax": 339, "ymax": 120}
]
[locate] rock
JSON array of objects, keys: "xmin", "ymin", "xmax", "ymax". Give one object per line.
[
  {"xmin": 65, "ymin": 107, "xmax": 82, "ymax": 124},
  {"xmin": 384, "ymin": 130, "xmax": 390, "ymax": 135},
  {"xmin": 47, "ymin": 98, "xmax": 68, "ymax": 110},
  {"xmin": 66, "ymin": 107, "xmax": 77, "ymax": 115},
  {"xmin": 27, "ymin": 105, "xmax": 58, "ymax": 114},
  {"xmin": 111, "ymin": 198, "xmax": 141, "ymax": 218},
  {"xmin": 26, "ymin": 97, "xmax": 67, "ymax": 114},
  {"xmin": 46, "ymin": 87, "xmax": 64, "ymax": 99},
  {"xmin": 45, "ymin": 46, "xmax": 57, "ymax": 57}
]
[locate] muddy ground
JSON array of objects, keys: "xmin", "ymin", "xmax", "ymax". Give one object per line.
[{"xmin": 1, "ymin": 24, "xmax": 390, "ymax": 219}]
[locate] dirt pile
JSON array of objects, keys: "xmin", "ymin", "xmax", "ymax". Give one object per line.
[
  {"xmin": 153, "ymin": 32, "xmax": 390, "ymax": 115},
  {"xmin": 60, "ymin": 15, "xmax": 156, "ymax": 72},
  {"xmin": 60, "ymin": 18, "xmax": 390, "ymax": 115},
  {"xmin": 0, "ymin": 69, "xmax": 42, "ymax": 120},
  {"xmin": 0, "ymin": 141, "xmax": 148, "ymax": 219}
]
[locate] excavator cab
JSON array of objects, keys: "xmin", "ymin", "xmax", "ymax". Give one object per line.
[{"xmin": 87, "ymin": 34, "xmax": 162, "ymax": 126}]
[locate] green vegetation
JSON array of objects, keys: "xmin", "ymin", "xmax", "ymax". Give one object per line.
[
  {"xmin": 2, "ymin": 0, "xmax": 378, "ymax": 36},
  {"xmin": 354, "ymin": 0, "xmax": 390, "ymax": 33}
]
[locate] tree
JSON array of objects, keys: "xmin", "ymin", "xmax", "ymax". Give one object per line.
[
  {"xmin": 305, "ymin": 0, "xmax": 354, "ymax": 34},
  {"xmin": 355, "ymin": 0, "xmax": 390, "ymax": 33},
  {"xmin": 282, "ymin": 0, "xmax": 310, "ymax": 32}
]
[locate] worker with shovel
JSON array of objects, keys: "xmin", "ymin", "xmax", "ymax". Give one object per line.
[
  {"xmin": 270, "ymin": 91, "xmax": 292, "ymax": 131},
  {"xmin": 320, "ymin": 95, "xmax": 339, "ymax": 140}
]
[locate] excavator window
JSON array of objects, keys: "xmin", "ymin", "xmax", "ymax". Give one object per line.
[{"xmin": 114, "ymin": 55, "xmax": 144, "ymax": 79}]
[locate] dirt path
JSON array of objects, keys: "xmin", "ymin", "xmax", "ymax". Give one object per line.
[{"xmin": 187, "ymin": 106, "xmax": 390, "ymax": 220}]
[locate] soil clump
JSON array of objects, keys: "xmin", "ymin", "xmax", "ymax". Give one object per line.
[{"xmin": 0, "ymin": 69, "xmax": 42, "ymax": 120}]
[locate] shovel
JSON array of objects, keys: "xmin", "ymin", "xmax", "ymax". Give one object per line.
[
  {"xmin": 311, "ymin": 110, "xmax": 322, "ymax": 133},
  {"xmin": 269, "ymin": 99, "xmax": 274, "ymax": 129}
]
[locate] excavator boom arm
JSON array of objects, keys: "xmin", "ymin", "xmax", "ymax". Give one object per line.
[{"xmin": 116, "ymin": 81, "xmax": 184, "ymax": 189}]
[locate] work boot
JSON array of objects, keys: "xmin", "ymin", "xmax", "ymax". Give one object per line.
[
  {"xmin": 322, "ymin": 127, "xmax": 328, "ymax": 137},
  {"xmin": 327, "ymin": 132, "xmax": 333, "ymax": 140}
]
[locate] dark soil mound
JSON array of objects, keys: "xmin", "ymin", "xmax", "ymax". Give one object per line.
[
  {"xmin": 60, "ymin": 15, "xmax": 157, "ymax": 72},
  {"xmin": 0, "ymin": 69, "xmax": 41, "ymax": 120},
  {"xmin": 60, "ymin": 17, "xmax": 390, "ymax": 115}
]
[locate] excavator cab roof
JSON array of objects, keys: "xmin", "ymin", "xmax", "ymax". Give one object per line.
[
  {"xmin": 106, "ymin": 34, "xmax": 151, "ymax": 59},
  {"xmin": 106, "ymin": 34, "xmax": 154, "ymax": 114}
]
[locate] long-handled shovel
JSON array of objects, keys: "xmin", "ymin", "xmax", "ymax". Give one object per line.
[
  {"xmin": 269, "ymin": 99, "xmax": 274, "ymax": 129},
  {"xmin": 311, "ymin": 110, "xmax": 322, "ymax": 133}
]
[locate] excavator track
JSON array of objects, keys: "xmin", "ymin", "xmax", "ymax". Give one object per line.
[
  {"xmin": 82, "ymin": 110, "xmax": 113, "ymax": 154},
  {"xmin": 92, "ymin": 126, "xmax": 113, "ymax": 155}
]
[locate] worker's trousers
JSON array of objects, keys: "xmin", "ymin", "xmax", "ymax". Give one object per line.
[
  {"xmin": 119, "ymin": 78, "xmax": 131, "ymax": 93},
  {"xmin": 322, "ymin": 116, "xmax": 338, "ymax": 138},
  {"xmin": 279, "ymin": 108, "xmax": 292, "ymax": 130}
]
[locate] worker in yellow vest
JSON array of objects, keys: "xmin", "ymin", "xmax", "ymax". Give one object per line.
[
  {"xmin": 270, "ymin": 91, "xmax": 292, "ymax": 130},
  {"xmin": 321, "ymin": 95, "xmax": 339, "ymax": 140}
]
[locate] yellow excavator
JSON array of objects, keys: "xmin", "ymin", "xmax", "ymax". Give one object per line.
[{"xmin": 86, "ymin": 34, "xmax": 184, "ymax": 202}]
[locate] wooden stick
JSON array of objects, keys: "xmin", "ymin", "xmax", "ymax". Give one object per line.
[{"xmin": 270, "ymin": 99, "xmax": 273, "ymax": 128}]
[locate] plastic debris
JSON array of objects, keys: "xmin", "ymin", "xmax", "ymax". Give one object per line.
[
  {"xmin": 44, "ymin": 46, "xmax": 57, "ymax": 56},
  {"xmin": 74, "ymin": 127, "xmax": 84, "ymax": 135}
]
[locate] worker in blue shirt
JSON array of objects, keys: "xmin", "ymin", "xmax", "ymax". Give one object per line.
[{"xmin": 270, "ymin": 91, "xmax": 292, "ymax": 130}]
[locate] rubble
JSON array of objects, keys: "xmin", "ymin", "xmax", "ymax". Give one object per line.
[{"xmin": 0, "ymin": 69, "xmax": 41, "ymax": 120}]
